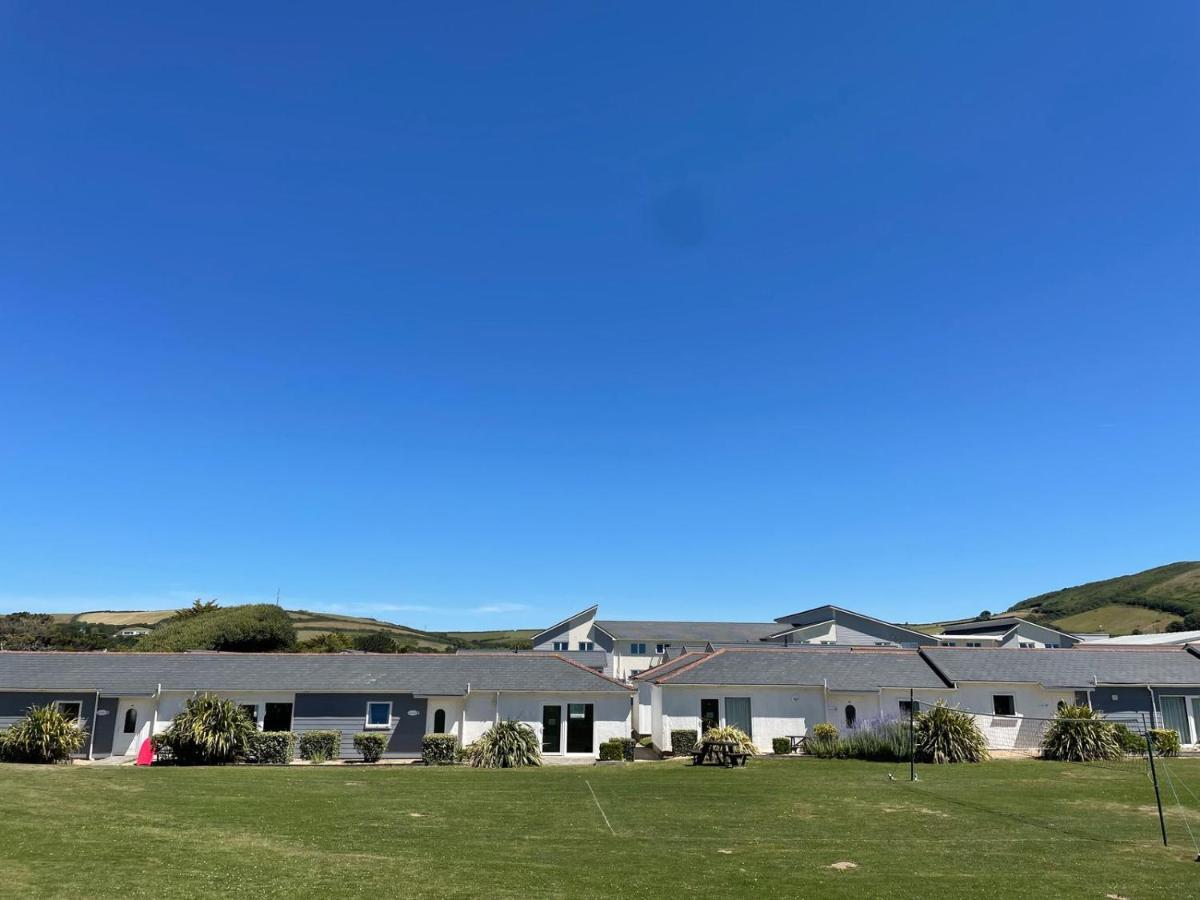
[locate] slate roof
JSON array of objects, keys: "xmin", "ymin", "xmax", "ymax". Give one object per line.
[
  {"xmin": 1083, "ymin": 631, "xmax": 1200, "ymax": 646},
  {"xmin": 922, "ymin": 647, "xmax": 1200, "ymax": 687},
  {"xmin": 0, "ymin": 651, "xmax": 631, "ymax": 695},
  {"xmin": 653, "ymin": 647, "xmax": 951, "ymax": 691},
  {"xmin": 453, "ymin": 648, "xmax": 608, "ymax": 669},
  {"xmin": 634, "ymin": 652, "xmax": 709, "ymax": 682},
  {"xmin": 593, "ymin": 620, "xmax": 779, "ymax": 643}
]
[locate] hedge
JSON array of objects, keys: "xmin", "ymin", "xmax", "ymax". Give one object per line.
[
  {"xmin": 772, "ymin": 737, "xmax": 792, "ymax": 755},
  {"xmin": 353, "ymin": 732, "xmax": 387, "ymax": 763},
  {"xmin": 422, "ymin": 733, "xmax": 459, "ymax": 765},
  {"xmin": 298, "ymin": 730, "xmax": 340, "ymax": 763},
  {"xmin": 670, "ymin": 729, "xmax": 698, "ymax": 755},
  {"xmin": 247, "ymin": 731, "xmax": 296, "ymax": 765},
  {"xmin": 598, "ymin": 740, "xmax": 624, "ymax": 761}
]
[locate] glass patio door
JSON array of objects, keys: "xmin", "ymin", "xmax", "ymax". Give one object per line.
[
  {"xmin": 725, "ymin": 697, "xmax": 752, "ymax": 737},
  {"xmin": 1160, "ymin": 696, "xmax": 1193, "ymax": 744}
]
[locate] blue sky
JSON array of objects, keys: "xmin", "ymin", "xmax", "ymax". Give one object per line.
[{"xmin": 0, "ymin": 3, "xmax": 1196, "ymax": 631}]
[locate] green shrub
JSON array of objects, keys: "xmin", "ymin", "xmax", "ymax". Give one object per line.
[
  {"xmin": 463, "ymin": 721, "xmax": 541, "ymax": 768},
  {"xmin": 915, "ymin": 703, "xmax": 989, "ymax": 764},
  {"xmin": 422, "ymin": 733, "xmax": 459, "ymax": 765},
  {"xmin": 772, "ymin": 737, "xmax": 792, "ymax": 755},
  {"xmin": 832, "ymin": 720, "xmax": 911, "ymax": 762},
  {"xmin": 298, "ymin": 730, "xmax": 341, "ymax": 763},
  {"xmin": 700, "ymin": 725, "xmax": 755, "ymax": 755},
  {"xmin": 295, "ymin": 633, "xmax": 354, "ymax": 653},
  {"xmin": 4, "ymin": 705, "xmax": 88, "ymax": 764},
  {"xmin": 670, "ymin": 729, "xmax": 698, "ymax": 755},
  {"xmin": 1040, "ymin": 705, "xmax": 1121, "ymax": 762},
  {"xmin": 611, "ymin": 736, "xmax": 636, "ymax": 761},
  {"xmin": 637, "ymin": 735, "xmax": 653, "ymax": 747},
  {"xmin": 138, "ymin": 604, "xmax": 296, "ymax": 652},
  {"xmin": 247, "ymin": 731, "xmax": 296, "ymax": 765},
  {"xmin": 1150, "ymin": 728, "xmax": 1181, "ymax": 757},
  {"xmin": 811, "ymin": 723, "xmax": 838, "ymax": 741},
  {"xmin": 806, "ymin": 736, "xmax": 839, "ymax": 758},
  {"xmin": 352, "ymin": 732, "xmax": 387, "ymax": 763},
  {"xmin": 598, "ymin": 740, "xmax": 624, "ymax": 761},
  {"xmin": 1112, "ymin": 723, "xmax": 1147, "ymax": 755},
  {"xmin": 0, "ymin": 728, "xmax": 11, "ymax": 762},
  {"xmin": 156, "ymin": 694, "xmax": 258, "ymax": 765}
]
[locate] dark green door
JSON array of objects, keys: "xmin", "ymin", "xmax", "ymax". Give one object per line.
[
  {"xmin": 566, "ymin": 703, "xmax": 593, "ymax": 753},
  {"xmin": 700, "ymin": 698, "xmax": 720, "ymax": 734},
  {"xmin": 542, "ymin": 705, "xmax": 562, "ymax": 753}
]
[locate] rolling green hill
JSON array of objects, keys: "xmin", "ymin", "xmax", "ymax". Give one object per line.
[{"xmin": 1009, "ymin": 561, "xmax": 1200, "ymax": 632}]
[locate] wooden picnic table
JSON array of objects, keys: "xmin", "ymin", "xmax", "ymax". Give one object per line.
[{"xmin": 690, "ymin": 739, "xmax": 749, "ymax": 768}]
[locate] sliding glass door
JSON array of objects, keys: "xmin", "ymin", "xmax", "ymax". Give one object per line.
[{"xmin": 1160, "ymin": 696, "xmax": 1193, "ymax": 744}]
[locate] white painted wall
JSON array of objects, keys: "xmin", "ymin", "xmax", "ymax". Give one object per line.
[
  {"xmin": 948, "ymin": 683, "xmax": 1075, "ymax": 751},
  {"xmin": 461, "ymin": 691, "xmax": 630, "ymax": 756},
  {"xmin": 423, "ymin": 696, "xmax": 463, "ymax": 740},
  {"xmin": 152, "ymin": 690, "xmax": 298, "ymax": 733},
  {"xmin": 531, "ymin": 613, "xmax": 599, "ymax": 652}
]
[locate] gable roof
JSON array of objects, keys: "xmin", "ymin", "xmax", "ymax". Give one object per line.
[
  {"xmin": 654, "ymin": 647, "xmax": 951, "ymax": 691},
  {"xmin": 0, "ymin": 651, "xmax": 632, "ymax": 695},
  {"xmin": 921, "ymin": 647, "xmax": 1200, "ymax": 688},
  {"xmin": 939, "ymin": 617, "xmax": 1078, "ymax": 642},
  {"xmin": 593, "ymin": 620, "xmax": 779, "ymax": 643},
  {"xmin": 633, "ymin": 652, "xmax": 710, "ymax": 682},
  {"xmin": 1083, "ymin": 631, "xmax": 1200, "ymax": 646},
  {"xmin": 530, "ymin": 605, "xmax": 598, "ymax": 645},
  {"xmin": 771, "ymin": 605, "xmax": 937, "ymax": 645}
]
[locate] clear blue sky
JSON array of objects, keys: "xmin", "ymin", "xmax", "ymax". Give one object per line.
[{"xmin": 1, "ymin": 3, "xmax": 1196, "ymax": 631}]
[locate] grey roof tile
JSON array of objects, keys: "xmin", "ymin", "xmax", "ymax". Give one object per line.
[
  {"xmin": 923, "ymin": 647, "xmax": 1200, "ymax": 687},
  {"xmin": 594, "ymin": 620, "xmax": 779, "ymax": 642},
  {"xmin": 655, "ymin": 647, "xmax": 950, "ymax": 691}
]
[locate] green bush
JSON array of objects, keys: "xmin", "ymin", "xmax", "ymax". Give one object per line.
[
  {"xmin": 611, "ymin": 736, "xmax": 636, "ymax": 761},
  {"xmin": 247, "ymin": 731, "xmax": 296, "ymax": 765},
  {"xmin": 4, "ymin": 705, "xmax": 88, "ymax": 764},
  {"xmin": 352, "ymin": 732, "xmax": 387, "ymax": 763},
  {"xmin": 598, "ymin": 740, "xmax": 624, "ymax": 761},
  {"xmin": 0, "ymin": 728, "xmax": 11, "ymax": 762},
  {"xmin": 295, "ymin": 633, "xmax": 354, "ymax": 653},
  {"xmin": 637, "ymin": 735, "xmax": 653, "ymax": 747},
  {"xmin": 700, "ymin": 725, "xmax": 755, "ymax": 755},
  {"xmin": 670, "ymin": 729, "xmax": 698, "ymax": 755},
  {"xmin": 298, "ymin": 730, "xmax": 341, "ymax": 762},
  {"xmin": 422, "ymin": 733, "xmax": 459, "ymax": 765},
  {"xmin": 156, "ymin": 694, "xmax": 258, "ymax": 765},
  {"xmin": 138, "ymin": 604, "xmax": 296, "ymax": 652},
  {"xmin": 915, "ymin": 703, "xmax": 989, "ymax": 764},
  {"xmin": 772, "ymin": 737, "xmax": 792, "ymax": 755},
  {"xmin": 463, "ymin": 721, "xmax": 541, "ymax": 768},
  {"xmin": 1040, "ymin": 705, "xmax": 1121, "ymax": 762},
  {"xmin": 1112, "ymin": 723, "xmax": 1147, "ymax": 754},
  {"xmin": 811, "ymin": 723, "xmax": 838, "ymax": 741},
  {"xmin": 829, "ymin": 720, "xmax": 911, "ymax": 762},
  {"xmin": 1150, "ymin": 728, "xmax": 1181, "ymax": 757},
  {"xmin": 806, "ymin": 736, "xmax": 839, "ymax": 758}
]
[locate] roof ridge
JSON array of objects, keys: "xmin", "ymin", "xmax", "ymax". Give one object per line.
[
  {"xmin": 551, "ymin": 653, "xmax": 634, "ymax": 691},
  {"xmin": 655, "ymin": 648, "xmax": 726, "ymax": 684}
]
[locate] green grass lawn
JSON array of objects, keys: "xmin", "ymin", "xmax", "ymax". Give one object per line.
[{"xmin": 1, "ymin": 758, "xmax": 1198, "ymax": 898}]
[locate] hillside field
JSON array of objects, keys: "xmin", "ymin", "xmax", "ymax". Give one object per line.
[
  {"xmin": 0, "ymin": 758, "xmax": 1196, "ymax": 898},
  {"xmin": 1054, "ymin": 604, "xmax": 1182, "ymax": 635}
]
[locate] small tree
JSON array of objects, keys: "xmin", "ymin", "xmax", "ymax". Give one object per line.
[
  {"xmin": 352, "ymin": 631, "xmax": 401, "ymax": 653},
  {"xmin": 5, "ymin": 705, "xmax": 88, "ymax": 763},
  {"xmin": 156, "ymin": 693, "xmax": 257, "ymax": 764},
  {"xmin": 1040, "ymin": 705, "xmax": 1121, "ymax": 762},
  {"xmin": 978, "ymin": 610, "xmax": 992, "ymax": 621}
]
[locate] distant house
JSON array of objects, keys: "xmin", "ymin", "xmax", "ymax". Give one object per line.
[
  {"xmin": 0, "ymin": 651, "xmax": 632, "ymax": 761},
  {"xmin": 935, "ymin": 616, "xmax": 1080, "ymax": 649},
  {"xmin": 116, "ymin": 628, "xmax": 151, "ymax": 638},
  {"xmin": 1082, "ymin": 630, "xmax": 1200, "ymax": 647}
]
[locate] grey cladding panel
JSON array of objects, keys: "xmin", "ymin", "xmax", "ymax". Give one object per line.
[{"xmin": 293, "ymin": 693, "xmax": 428, "ymax": 759}]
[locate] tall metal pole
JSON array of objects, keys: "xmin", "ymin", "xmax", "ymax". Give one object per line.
[
  {"xmin": 909, "ymin": 687, "xmax": 916, "ymax": 782},
  {"xmin": 1144, "ymin": 712, "xmax": 1168, "ymax": 847}
]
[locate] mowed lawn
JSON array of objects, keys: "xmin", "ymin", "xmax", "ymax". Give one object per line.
[{"xmin": 1, "ymin": 758, "xmax": 1198, "ymax": 899}]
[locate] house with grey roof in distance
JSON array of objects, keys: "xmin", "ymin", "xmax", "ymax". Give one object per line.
[
  {"xmin": 932, "ymin": 615, "xmax": 1080, "ymax": 649},
  {"xmin": 0, "ymin": 651, "xmax": 632, "ymax": 762},
  {"xmin": 531, "ymin": 603, "xmax": 939, "ymax": 681}
]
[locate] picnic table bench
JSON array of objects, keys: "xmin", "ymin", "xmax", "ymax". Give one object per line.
[{"xmin": 690, "ymin": 740, "xmax": 749, "ymax": 768}]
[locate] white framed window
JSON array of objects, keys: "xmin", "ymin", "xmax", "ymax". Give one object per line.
[
  {"xmin": 992, "ymin": 695, "xmax": 1016, "ymax": 716},
  {"xmin": 629, "ymin": 642, "xmax": 646, "ymax": 655},
  {"xmin": 655, "ymin": 643, "xmax": 666, "ymax": 654},
  {"xmin": 1018, "ymin": 642, "xmax": 1035, "ymax": 649},
  {"xmin": 365, "ymin": 701, "xmax": 392, "ymax": 730},
  {"xmin": 578, "ymin": 641, "xmax": 595, "ymax": 651},
  {"xmin": 54, "ymin": 700, "xmax": 82, "ymax": 722},
  {"xmin": 966, "ymin": 642, "xmax": 982, "ymax": 648},
  {"xmin": 1073, "ymin": 690, "xmax": 1090, "ymax": 708},
  {"xmin": 552, "ymin": 641, "xmax": 568, "ymax": 651}
]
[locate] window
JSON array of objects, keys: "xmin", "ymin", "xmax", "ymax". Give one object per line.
[
  {"xmin": 578, "ymin": 641, "xmax": 595, "ymax": 651},
  {"xmin": 551, "ymin": 641, "xmax": 567, "ymax": 651},
  {"xmin": 1047, "ymin": 643, "xmax": 1060, "ymax": 649},
  {"xmin": 899, "ymin": 700, "xmax": 920, "ymax": 716},
  {"xmin": 239, "ymin": 704, "xmax": 259, "ymax": 725},
  {"xmin": 365, "ymin": 702, "xmax": 392, "ymax": 729},
  {"xmin": 965, "ymin": 642, "xmax": 982, "ymax": 648},
  {"xmin": 433, "ymin": 709, "xmax": 446, "ymax": 733},
  {"xmin": 1074, "ymin": 690, "xmax": 1090, "ymax": 708},
  {"xmin": 54, "ymin": 701, "xmax": 82, "ymax": 722},
  {"xmin": 655, "ymin": 643, "xmax": 666, "ymax": 654},
  {"xmin": 264, "ymin": 702, "xmax": 293, "ymax": 732},
  {"xmin": 1018, "ymin": 642, "xmax": 1035, "ymax": 649},
  {"xmin": 943, "ymin": 641, "xmax": 957, "ymax": 647},
  {"xmin": 123, "ymin": 708, "xmax": 138, "ymax": 734},
  {"xmin": 700, "ymin": 698, "xmax": 720, "ymax": 734},
  {"xmin": 844, "ymin": 704, "xmax": 857, "ymax": 729},
  {"xmin": 629, "ymin": 642, "xmax": 646, "ymax": 655},
  {"xmin": 992, "ymin": 695, "xmax": 1016, "ymax": 716}
]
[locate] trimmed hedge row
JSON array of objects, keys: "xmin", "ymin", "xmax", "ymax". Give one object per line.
[
  {"xmin": 298, "ymin": 730, "xmax": 340, "ymax": 763},
  {"xmin": 247, "ymin": 731, "xmax": 296, "ymax": 765},
  {"xmin": 598, "ymin": 740, "xmax": 624, "ymax": 761},
  {"xmin": 670, "ymin": 729, "xmax": 698, "ymax": 755},
  {"xmin": 772, "ymin": 737, "xmax": 792, "ymax": 755},
  {"xmin": 353, "ymin": 732, "xmax": 387, "ymax": 763},
  {"xmin": 422, "ymin": 733, "xmax": 459, "ymax": 765}
]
